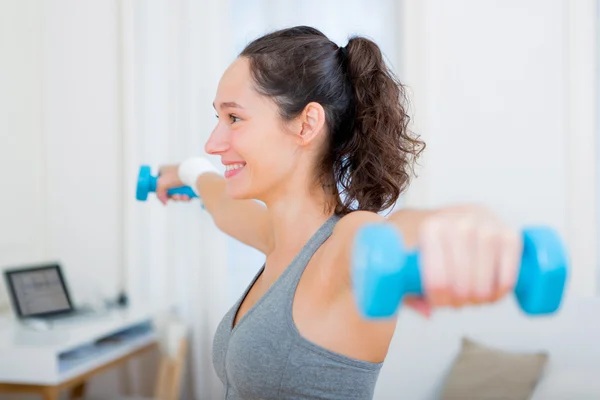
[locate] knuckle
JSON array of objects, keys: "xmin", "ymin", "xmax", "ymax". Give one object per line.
[
  {"xmin": 455, "ymin": 219, "xmax": 474, "ymax": 238},
  {"xmin": 454, "ymin": 284, "xmax": 471, "ymax": 301},
  {"xmin": 421, "ymin": 216, "xmax": 444, "ymax": 237},
  {"xmin": 503, "ymin": 228, "xmax": 522, "ymax": 250},
  {"xmin": 473, "ymin": 286, "xmax": 492, "ymax": 301},
  {"xmin": 477, "ymin": 226, "xmax": 497, "ymax": 247}
]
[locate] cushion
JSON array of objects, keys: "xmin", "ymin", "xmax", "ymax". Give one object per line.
[{"xmin": 441, "ymin": 337, "xmax": 548, "ymax": 400}]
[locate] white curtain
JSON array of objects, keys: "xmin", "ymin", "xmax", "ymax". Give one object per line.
[
  {"xmin": 121, "ymin": 0, "xmax": 234, "ymax": 398},
  {"xmin": 121, "ymin": 1, "xmax": 401, "ymax": 399},
  {"xmin": 231, "ymin": 0, "xmax": 400, "ymax": 65}
]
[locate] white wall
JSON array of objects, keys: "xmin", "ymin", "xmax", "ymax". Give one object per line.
[
  {"xmin": 0, "ymin": 0, "xmax": 46, "ymax": 302},
  {"xmin": 0, "ymin": 0, "xmax": 122, "ymax": 310},
  {"xmin": 120, "ymin": 0, "xmax": 234, "ymax": 397},
  {"xmin": 401, "ymin": 0, "xmax": 598, "ymax": 296},
  {"xmin": 42, "ymin": 0, "xmax": 123, "ymax": 307},
  {"xmin": 0, "ymin": 1, "xmax": 130, "ymax": 399},
  {"xmin": 2, "ymin": 0, "xmax": 234, "ymax": 397},
  {"xmin": 1, "ymin": 0, "xmax": 597, "ymax": 399},
  {"xmin": 373, "ymin": 0, "xmax": 598, "ymax": 398}
]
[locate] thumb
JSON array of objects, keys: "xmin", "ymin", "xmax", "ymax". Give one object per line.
[
  {"xmin": 157, "ymin": 190, "xmax": 168, "ymax": 205},
  {"xmin": 404, "ymin": 296, "xmax": 432, "ymax": 318},
  {"xmin": 155, "ymin": 177, "xmax": 169, "ymax": 205}
]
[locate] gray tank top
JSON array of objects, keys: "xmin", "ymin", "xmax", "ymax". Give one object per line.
[{"xmin": 212, "ymin": 214, "xmax": 383, "ymax": 400}]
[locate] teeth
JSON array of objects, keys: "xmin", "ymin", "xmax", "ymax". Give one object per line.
[{"xmin": 225, "ymin": 163, "xmax": 245, "ymax": 172}]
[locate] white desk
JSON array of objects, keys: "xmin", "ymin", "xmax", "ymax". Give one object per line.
[{"xmin": 0, "ymin": 307, "xmax": 158, "ymax": 400}]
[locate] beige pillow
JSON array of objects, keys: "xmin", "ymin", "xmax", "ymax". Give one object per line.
[{"xmin": 441, "ymin": 337, "xmax": 549, "ymax": 400}]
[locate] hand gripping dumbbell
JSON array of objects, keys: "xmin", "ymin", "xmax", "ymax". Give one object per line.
[
  {"xmin": 136, "ymin": 165, "xmax": 198, "ymax": 201},
  {"xmin": 351, "ymin": 224, "xmax": 569, "ymax": 318}
]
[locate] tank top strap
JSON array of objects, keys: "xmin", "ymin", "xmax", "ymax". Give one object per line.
[{"xmin": 285, "ymin": 213, "xmax": 342, "ymax": 283}]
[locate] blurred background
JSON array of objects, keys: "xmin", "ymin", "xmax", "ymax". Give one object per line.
[{"xmin": 0, "ymin": 0, "xmax": 598, "ymax": 399}]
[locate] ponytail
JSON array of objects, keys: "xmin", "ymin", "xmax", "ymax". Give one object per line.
[
  {"xmin": 329, "ymin": 37, "xmax": 425, "ymax": 214},
  {"xmin": 241, "ymin": 27, "xmax": 425, "ymax": 215}
]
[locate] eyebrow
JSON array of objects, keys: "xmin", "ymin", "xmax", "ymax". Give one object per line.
[{"xmin": 212, "ymin": 101, "xmax": 244, "ymax": 110}]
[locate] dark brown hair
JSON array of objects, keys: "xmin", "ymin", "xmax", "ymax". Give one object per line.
[{"xmin": 240, "ymin": 26, "xmax": 425, "ymax": 215}]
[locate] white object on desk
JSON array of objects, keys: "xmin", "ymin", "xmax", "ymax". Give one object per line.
[{"xmin": 0, "ymin": 307, "xmax": 157, "ymax": 385}]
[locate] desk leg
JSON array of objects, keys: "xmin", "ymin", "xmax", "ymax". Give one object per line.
[
  {"xmin": 69, "ymin": 382, "xmax": 86, "ymax": 399},
  {"xmin": 42, "ymin": 386, "xmax": 60, "ymax": 400}
]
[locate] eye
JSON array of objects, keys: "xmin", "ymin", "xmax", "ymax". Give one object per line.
[{"xmin": 229, "ymin": 114, "xmax": 241, "ymax": 123}]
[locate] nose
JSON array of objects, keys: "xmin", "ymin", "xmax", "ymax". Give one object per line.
[{"xmin": 205, "ymin": 123, "xmax": 230, "ymax": 155}]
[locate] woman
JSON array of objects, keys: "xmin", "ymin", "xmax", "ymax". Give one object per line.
[{"xmin": 157, "ymin": 26, "xmax": 521, "ymax": 400}]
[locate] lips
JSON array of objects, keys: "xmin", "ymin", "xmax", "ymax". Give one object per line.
[
  {"xmin": 225, "ymin": 162, "xmax": 246, "ymax": 172},
  {"xmin": 224, "ymin": 162, "xmax": 246, "ymax": 179}
]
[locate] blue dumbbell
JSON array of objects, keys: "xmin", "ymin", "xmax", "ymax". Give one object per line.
[
  {"xmin": 351, "ymin": 224, "xmax": 569, "ymax": 318},
  {"xmin": 136, "ymin": 165, "xmax": 198, "ymax": 201}
]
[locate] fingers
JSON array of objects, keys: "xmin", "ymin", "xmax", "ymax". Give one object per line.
[
  {"xmin": 155, "ymin": 174, "xmax": 169, "ymax": 205},
  {"xmin": 156, "ymin": 188, "xmax": 168, "ymax": 205},
  {"xmin": 448, "ymin": 218, "xmax": 475, "ymax": 308},
  {"xmin": 419, "ymin": 218, "xmax": 451, "ymax": 308},
  {"xmin": 418, "ymin": 206, "xmax": 522, "ymax": 312},
  {"xmin": 472, "ymin": 226, "xmax": 497, "ymax": 304},
  {"xmin": 495, "ymin": 229, "xmax": 522, "ymax": 301},
  {"xmin": 155, "ymin": 164, "xmax": 189, "ymax": 205},
  {"xmin": 404, "ymin": 296, "xmax": 432, "ymax": 318},
  {"xmin": 157, "ymin": 193, "xmax": 191, "ymax": 205}
]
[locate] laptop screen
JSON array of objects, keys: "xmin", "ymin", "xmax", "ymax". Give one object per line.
[{"xmin": 4, "ymin": 264, "xmax": 73, "ymax": 317}]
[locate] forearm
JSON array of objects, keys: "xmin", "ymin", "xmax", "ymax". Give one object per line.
[
  {"xmin": 335, "ymin": 209, "xmax": 435, "ymax": 266},
  {"xmin": 385, "ymin": 208, "xmax": 437, "ymax": 248},
  {"xmin": 333, "ymin": 209, "xmax": 437, "ymax": 300},
  {"xmin": 194, "ymin": 172, "xmax": 229, "ymax": 213}
]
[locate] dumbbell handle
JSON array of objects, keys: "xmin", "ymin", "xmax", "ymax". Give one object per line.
[
  {"xmin": 352, "ymin": 224, "xmax": 568, "ymax": 317},
  {"xmin": 136, "ymin": 165, "xmax": 198, "ymax": 201}
]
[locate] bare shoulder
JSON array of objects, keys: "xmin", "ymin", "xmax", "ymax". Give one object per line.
[
  {"xmin": 331, "ymin": 210, "xmax": 385, "ymax": 240},
  {"xmin": 323, "ymin": 211, "xmax": 386, "ymax": 285},
  {"xmin": 317, "ymin": 211, "xmax": 398, "ymax": 362}
]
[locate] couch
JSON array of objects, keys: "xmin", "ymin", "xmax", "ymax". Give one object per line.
[{"xmin": 373, "ymin": 294, "xmax": 600, "ymax": 399}]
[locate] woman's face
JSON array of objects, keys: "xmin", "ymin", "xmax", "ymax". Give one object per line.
[{"xmin": 205, "ymin": 57, "xmax": 310, "ymax": 202}]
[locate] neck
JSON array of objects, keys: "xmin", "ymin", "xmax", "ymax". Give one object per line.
[{"xmin": 263, "ymin": 184, "xmax": 335, "ymax": 259}]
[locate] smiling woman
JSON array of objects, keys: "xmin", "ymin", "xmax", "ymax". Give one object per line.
[
  {"xmin": 151, "ymin": 25, "xmax": 531, "ymax": 400},
  {"xmin": 206, "ymin": 31, "xmax": 422, "ymax": 214}
]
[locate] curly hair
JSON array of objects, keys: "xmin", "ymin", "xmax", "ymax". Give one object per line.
[{"xmin": 240, "ymin": 26, "xmax": 425, "ymax": 215}]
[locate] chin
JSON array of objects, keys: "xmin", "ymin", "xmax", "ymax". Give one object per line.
[
  {"xmin": 226, "ymin": 180, "xmax": 273, "ymax": 204},
  {"xmin": 225, "ymin": 181, "xmax": 255, "ymax": 200}
]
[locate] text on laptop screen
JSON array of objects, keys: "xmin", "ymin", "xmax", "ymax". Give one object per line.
[{"xmin": 8, "ymin": 267, "xmax": 71, "ymax": 316}]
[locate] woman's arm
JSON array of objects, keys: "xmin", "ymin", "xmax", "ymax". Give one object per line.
[
  {"xmin": 333, "ymin": 208, "xmax": 434, "ymax": 255},
  {"xmin": 195, "ymin": 172, "xmax": 273, "ymax": 254},
  {"xmin": 331, "ymin": 210, "xmax": 429, "ymax": 287},
  {"xmin": 157, "ymin": 163, "xmax": 273, "ymax": 255},
  {"xmin": 332, "ymin": 206, "xmax": 521, "ymax": 313}
]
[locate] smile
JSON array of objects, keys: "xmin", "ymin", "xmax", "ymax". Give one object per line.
[
  {"xmin": 225, "ymin": 163, "xmax": 245, "ymax": 172},
  {"xmin": 224, "ymin": 163, "xmax": 246, "ymax": 179}
]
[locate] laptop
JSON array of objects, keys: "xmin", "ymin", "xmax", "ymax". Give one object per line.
[{"xmin": 3, "ymin": 262, "xmax": 94, "ymax": 322}]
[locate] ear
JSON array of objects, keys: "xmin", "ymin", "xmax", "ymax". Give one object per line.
[{"xmin": 296, "ymin": 102, "xmax": 326, "ymax": 146}]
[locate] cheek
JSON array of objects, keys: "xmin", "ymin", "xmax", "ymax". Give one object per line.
[
  {"xmin": 256, "ymin": 135, "xmax": 296, "ymax": 172},
  {"xmin": 232, "ymin": 121, "xmax": 297, "ymax": 178},
  {"xmin": 230, "ymin": 130, "xmax": 264, "ymax": 163},
  {"xmin": 233, "ymin": 123, "xmax": 278, "ymax": 158}
]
